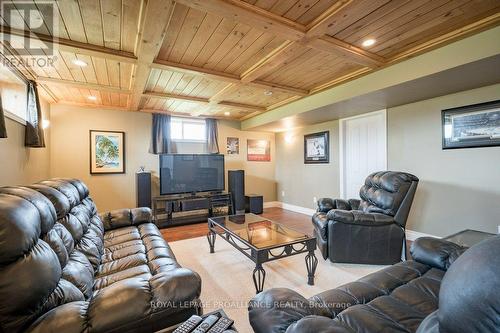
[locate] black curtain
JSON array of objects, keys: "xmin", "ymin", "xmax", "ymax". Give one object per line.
[
  {"xmin": 0, "ymin": 93, "xmax": 6, "ymax": 138},
  {"xmin": 25, "ymin": 81, "xmax": 45, "ymax": 147},
  {"xmin": 149, "ymin": 113, "xmax": 174, "ymax": 154},
  {"xmin": 205, "ymin": 118, "xmax": 219, "ymax": 154}
]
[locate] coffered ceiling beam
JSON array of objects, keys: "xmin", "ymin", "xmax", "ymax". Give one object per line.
[
  {"xmin": 305, "ymin": 0, "xmax": 355, "ymax": 40},
  {"xmin": 308, "ymin": 36, "xmax": 385, "ymax": 68},
  {"xmin": 151, "ymin": 60, "xmax": 308, "ymax": 96},
  {"xmin": 209, "ymin": 83, "xmax": 240, "ymax": 103},
  {"xmin": 142, "ymin": 91, "xmax": 209, "ymax": 104},
  {"xmin": 140, "ymin": 108, "xmax": 232, "ymax": 120},
  {"xmin": 218, "ymin": 101, "xmax": 265, "ymax": 111},
  {"xmin": 174, "ymin": 0, "xmax": 306, "ymax": 41},
  {"xmin": 152, "ymin": 59, "xmax": 241, "ymax": 83},
  {"xmin": 251, "ymin": 80, "xmax": 308, "ymax": 96},
  {"xmin": 143, "ymin": 89, "xmax": 265, "ymax": 113},
  {"xmin": 129, "ymin": 0, "xmax": 176, "ymax": 111},
  {"xmin": 0, "ymin": 26, "xmax": 137, "ymax": 63},
  {"xmin": 178, "ymin": 0, "xmax": 385, "ymax": 79},
  {"xmin": 240, "ymin": 41, "xmax": 302, "ymax": 83},
  {"xmin": 37, "ymin": 77, "xmax": 131, "ymax": 93}
]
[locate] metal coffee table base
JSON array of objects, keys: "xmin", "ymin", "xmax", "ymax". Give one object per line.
[{"xmin": 207, "ymin": 224, "xmax": 318, "ymax": 294}]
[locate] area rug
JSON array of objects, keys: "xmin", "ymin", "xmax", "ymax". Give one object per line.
[{"xmin": 169, "ymin": 236, "xmax": 387, "ymax": 333}]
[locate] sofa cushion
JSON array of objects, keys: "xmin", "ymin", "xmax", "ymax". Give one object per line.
[{"xmin": 0, "ymin": 179, "xmax": 201, "ymax": 333}]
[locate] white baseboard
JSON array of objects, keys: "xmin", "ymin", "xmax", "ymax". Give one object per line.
[
  {"xmin": 265, "ymin": 201, "xmax": 439, "ymax": 241},
  {"xmin": 281, "ymin": 202, "xmax": 316, "ymax": 216},
  {"xmin": 263, "ymin": 201, "xmax": 281, "ymax": 208},
  {"xmin": 405, "ymin": 229, "xmax": 440, "ymax": 241}
]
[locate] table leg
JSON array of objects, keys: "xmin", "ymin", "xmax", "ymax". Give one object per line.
[
  {"xmin": 207, "ymin": 230, "xmax": 216, "ymax": 253},
  {"xmin": 305, "ymin": 251, "xmax": 318, "ymax": 285},
  {"xmin": 252, "ymin": 264, "xmax": 266, "ymax": 294}
]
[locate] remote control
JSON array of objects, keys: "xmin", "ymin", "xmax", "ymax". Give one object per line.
[
  {"xmin": 192, "ymin": 315, "xmax": 219, "ymax": 333},
  {"xmin": 207, "ymin": 317, "xmax": 234, "ymax": 333},
  {"xmin": 173, "ymin": 315, "xmax": 203, "ymax": 333}
]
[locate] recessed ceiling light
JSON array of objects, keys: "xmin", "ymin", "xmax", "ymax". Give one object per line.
[
  {"xmin": 72, "ymin": 59, "xmax": 88, "ymax": 67},
  {"xmin": 87, "ymin": 95, "xmax": 97, "ymax": 101},
  {"xmin": 264, "ymin": 90, "xmax": 273, "ymax": 96},
  {"xmin": 224, "ymin": 111, "xmax": 230, "ymax": 116},
  {"xmin": 361, "ymin": 39, "xmax": 376, "ymax": 47}
]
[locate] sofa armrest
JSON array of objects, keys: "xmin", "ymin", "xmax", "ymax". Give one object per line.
[
  {"xmin": 286, "ymin": 315, "xmax": 352, "ymax": 333},
  {"xmin": 26, "ymin": 268, "xmax": 202, "ymax": 333},
  {"xmin": 410, "ymin": 237, "xmax": 467, "ymax": 270},
  {"xmin": 317, "ymin": 198, "xmax": 335, "ymax": 213},
  {"xmin": 326, "ymin": 209, "xmax": 395, "ymax": 226},
  {"xmin": 100, "ymin": 207, "xmax": 152, "ymax": 231},
  {"xmin": 317, "ymin": 198, "xmax": 358, "ymax": 213},
  {"xmin": 249, "ymin": 288, "xmax": 328, "ymax": 333}
]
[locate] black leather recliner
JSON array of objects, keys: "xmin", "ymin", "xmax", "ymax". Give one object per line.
[
  {"xmin": 0, "ymin": 179, "xmax": 202, "ymax": 333},
  {"xmin": 313, "ymin": 171, "xmax": 419, "ymax": 264},
  {"xmin": 248, "ymin": 235, "xmax": 500, "ymax": 333}
]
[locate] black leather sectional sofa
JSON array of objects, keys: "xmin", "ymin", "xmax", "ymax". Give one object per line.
[
  {"xmin": 0, "ymin": 179, "xmax": 202, "ymax": 333},
  {"xmin": 249, "ymin": 235, "xmax": 500, "ymax": 333}
]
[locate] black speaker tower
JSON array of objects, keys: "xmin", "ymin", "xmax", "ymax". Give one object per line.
[
  {"xmin": 228, "ymin": 170, "xmax": 245, "ymax": 214},
  {"xmin": 136, "ymin": 172, "xmax": 152, "ymax": 208}
]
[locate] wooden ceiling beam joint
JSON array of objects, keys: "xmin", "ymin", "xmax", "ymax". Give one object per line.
[{"xmin": 1, "ymin": 26, "xmax": 137, "ymax": 63}]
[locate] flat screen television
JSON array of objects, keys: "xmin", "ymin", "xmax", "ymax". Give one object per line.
[{"xmin": 159, "ymin": 154, "xmax": 225, "ymax": 195}]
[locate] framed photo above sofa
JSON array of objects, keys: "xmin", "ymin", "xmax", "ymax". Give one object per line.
[
  {"xmin": 304, "ymin": 131, "xmax": 329, "ymax": 164},
  {"xmin": 90, "ymin": 130, "xmax": 125, "ymax": 174},
  {"xmin": 442, "ymin": 100, "xmax": 500, "ymax": 149}
]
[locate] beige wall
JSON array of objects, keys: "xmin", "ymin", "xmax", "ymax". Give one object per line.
[
  {"xmin": 275, "ymin": 120, "xmax": 340, "ymax": 209},
  {"xmin": 274, "ymin": 84, "xmax": 500, "ymax": 236},
  {"xmin": 388, "ymin": 84, "xmax": 500, "ymax": 236},
  {"xmin": 0, "ymin": 99, "xmax": 51, "ymax": 186},
  {"xmin": 219, "ymin": 120, "xmax": 276, "ymax": 202},
  {"xmin": 49, "ymin": 105, "xmax": 276, "ymax": 212}
]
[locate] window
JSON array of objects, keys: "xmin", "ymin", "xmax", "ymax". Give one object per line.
[
  {"xmin": 171, "ymin": 117, "xmax": 206, "ymax": 142},
  {"xmin": 0, "ymin": 62, "xmax": 28, "ymax": 124}
]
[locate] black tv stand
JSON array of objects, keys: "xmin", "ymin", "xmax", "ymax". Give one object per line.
[{"xmin": 152, "ymin": 192, "xmax": 233, "ymax": 228}]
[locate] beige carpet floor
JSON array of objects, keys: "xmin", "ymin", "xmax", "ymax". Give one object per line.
[{"xmin": 169, "ymin": 236, "xmax": 387, "ymax": 333}]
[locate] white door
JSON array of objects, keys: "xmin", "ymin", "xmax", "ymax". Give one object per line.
[{"xmin": 341, "ymin": 110, "xmax": 387, "ymax": 199}]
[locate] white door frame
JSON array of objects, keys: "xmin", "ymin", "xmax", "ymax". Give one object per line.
[{"xmin": 339, "ymin": 109, "xmax": 387, "ymax": 199}]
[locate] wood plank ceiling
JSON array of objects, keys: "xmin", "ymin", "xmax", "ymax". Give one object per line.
[{"xmin": 1, "ymin": 0, "xmax": 499, "ymax": 120}]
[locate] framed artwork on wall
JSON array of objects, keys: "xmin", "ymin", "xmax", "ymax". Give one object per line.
[
  {"xmin": 247, "ymin": 139, "xmax": 271, "ymax": 161},
  {"xmin": 226, "ymin": 137, "xmax": 239, "ymax": 154},
  {"xmin": 442, "ymin": 100, "xmax": 500, "ymax": 149},
  {"xmin": 90, "ymin": 130, "xmax": 125, "ymax": 174},
  {"xmin": 304, "ymin": 131, "xmax": 329, "ymax": 164}
]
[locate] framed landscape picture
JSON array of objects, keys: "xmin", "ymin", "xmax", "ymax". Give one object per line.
[
  {"xmin": 304, "ymin": 131, "xmax": 329, "ymax": 164},
  {"xmin": 90, "ymin": 130, "xmax": 125, "ymax": 174},
  {"xmin": 247, "ymin": 139, "xmax": 270, "ymax": 161},
  {"xmin": 226, "ymin": 137, "xmax": 239, "ymax": 154},
  {"xmin": 442, "ymin": 100, "xmax": 500, "ymax": 149}
]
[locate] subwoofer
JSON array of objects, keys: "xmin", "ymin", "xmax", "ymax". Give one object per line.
[
  {"xmin": 136, "ymin": 172, "xmax": 152, "ymax": 208},
  {"xmin": 245, "ymin": 194, "xmax": 263, "ymax": 214},
  {"xmin": 228, "ymin": 170, "xmax": 245, "ymax": 214}
]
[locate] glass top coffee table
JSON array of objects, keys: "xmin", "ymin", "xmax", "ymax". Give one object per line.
[{"xmin": 207, "ymin": 213, "xmax": 318, "ymax": 294}]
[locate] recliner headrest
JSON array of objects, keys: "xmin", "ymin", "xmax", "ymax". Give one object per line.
[{"xmin": 358, "ymin": 171, "xmax": 418, "ymax": 216}]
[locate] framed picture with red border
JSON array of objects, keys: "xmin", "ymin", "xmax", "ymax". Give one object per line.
[{"xmin": 247, "ymin": 139, "xmax": 270, "ymax": 161}]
